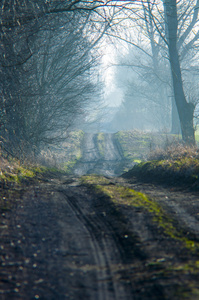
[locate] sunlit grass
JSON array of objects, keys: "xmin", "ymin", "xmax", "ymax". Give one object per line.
[
  {"xmin": 115, "ymin": 130, "xmax": 184, "ymax": 164},
  {"xmin": 123, "ymin": 142, "xmax": 199, "ymax": 186},
  {"xmin": 97, "ymin": 132, "xmax": 105, "ymax": 157},
  {"xmin": 0, "ymin": 155, "xmax": 47, "ymax": 184}
]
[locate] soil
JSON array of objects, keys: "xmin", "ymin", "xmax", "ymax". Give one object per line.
[{"xmin": 1, "ymin": 134, "xmax": 199, "ymax": 299}]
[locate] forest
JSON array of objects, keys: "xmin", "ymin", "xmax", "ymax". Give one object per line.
[{"xmin": 1, "ymin": 0, "xmax": 199, "ymax": 161}]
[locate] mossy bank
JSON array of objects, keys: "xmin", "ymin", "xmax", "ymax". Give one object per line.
[{"xmin": 82, "ymin": 175, "xmax": 199, "ymax": 299}]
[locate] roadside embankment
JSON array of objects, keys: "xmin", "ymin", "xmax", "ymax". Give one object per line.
[
  {"xmin": 123, "ymin": 144, "xmax": 199, "ymax": 189},
  {"xmin": 81, "ymin": 175, "xmax": 199, "ymax": 299}
]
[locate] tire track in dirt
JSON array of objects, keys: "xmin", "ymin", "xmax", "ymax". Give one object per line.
[
  {"xmin": 59, "ymin": 187, "xmax": 134, "ymax": 300},
  {"xmin": 0, "ymin": 179, "xmax": 136, "ymax": 299},
  {"xmin": 81, "ymin": 133, "xmax": 101, "ymax": 162},
  {"xmin": 2, "ymin": 175, "xmax": 199, "ymax": 299},
  {"xmin": 103, "ymin": 133, "xmax": 123, "ymax": 161},
  {"xmin": 74, "ymin": 133, "xmax": 125, "ymax": 176}
]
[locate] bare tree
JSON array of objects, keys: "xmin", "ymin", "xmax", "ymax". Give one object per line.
[
  {"xmin": 0, "ymin": 0, "xmax": 110, "ymax": 158},
  {"xmin": 108, "ymin": 0, "xmax": 199, "ymax": 144}
]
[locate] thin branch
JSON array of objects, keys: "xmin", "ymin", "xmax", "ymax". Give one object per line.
[
  {"xmin": 177, "ymin": 0, "xmax": 199, "ymax": 50},
  {"xmin": 105, "ymin": 32, "xmax": 152, "ymax": 58}
]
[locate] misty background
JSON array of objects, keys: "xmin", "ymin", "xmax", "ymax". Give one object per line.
[{"xmin": 1, "ymin": 0, "xmax": 199, "ymax": 161}]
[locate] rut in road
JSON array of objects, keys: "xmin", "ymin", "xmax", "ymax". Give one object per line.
[
  {"xmin": 74, "ymin": 133, "xmax": 125, "ymax": 176},
  {"xmin": 59, "ymin": 188, "xmax": 135, "ymax": 300},
  {"xmin": 0, "ymin": 179, "xmax": 141, "ymax": 300},
  {"xmin": 2, "ymin": 174, "xmax": 199, "ymax": 299}
]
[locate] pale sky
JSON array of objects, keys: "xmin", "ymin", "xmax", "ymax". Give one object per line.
[{"xmin": 101, "ymin": 43, "xmax": 124, "ymax": 107}]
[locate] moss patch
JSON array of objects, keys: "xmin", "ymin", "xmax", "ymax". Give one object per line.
[{"xmin": 0, "ymin": 163, "xmax": 47, "ymax": 185}]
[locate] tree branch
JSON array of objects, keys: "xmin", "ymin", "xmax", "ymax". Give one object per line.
[{"xmin": 177, "ymin": 0, "xmax": 199, "ymax": 50}]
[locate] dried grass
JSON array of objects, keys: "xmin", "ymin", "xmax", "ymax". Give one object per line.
[{"xmin": 148, "ymin": 143, "xmax": 199, "ymax": 162}]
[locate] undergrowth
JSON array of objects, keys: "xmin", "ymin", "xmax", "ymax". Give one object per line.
[
  {"xmin": 0, "ymin": 155, "xmax": 47, "ymax": 185},
  {"xmin": 124, "ymin": 144, "xmax": 199, "ymax": 186},
  {"xmin": 148, "ymin": 144, "xmax": 199, "ymax": 161}
]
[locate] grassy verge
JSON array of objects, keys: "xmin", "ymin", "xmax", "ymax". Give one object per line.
[
  {"xmin": 61, "ymin": 130, "xmax": 84, "ymax": 173},
  {"xmin": 123, "ymin": 144, "xmax": 199, "ymax": 187},
  {"xmin": 97, "ymin": 132, "xmax": 105, "ymax": 157},
  {"xmin": 115, "ymin": 130, "xmax": 151, "ymax": 163},
  {"xmin": 115, "ymin": 130, "xmax": 182, "ymax": 164},
  {"xmin": 81, "ymin": 175, "xmax": 199, "ymax": 298},
  {"xmin": 0, "ymin": 157, "xmax": 48, "ymax": 185},
  {"xmin": 0, "ymin": 155, "xmax": 52, "ymax": 212}
]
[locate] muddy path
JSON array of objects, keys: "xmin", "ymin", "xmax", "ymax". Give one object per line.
[
  {"xmin": 0, "ymin": 177, "xmax": 136, "ymax": 300},
  {"xmin": 1, "ymin": 173, "xmax": 199, "ymax": 299},
  {"xmin": 74, "ymin": 133, "xmax": 124, "ymax": 176}
]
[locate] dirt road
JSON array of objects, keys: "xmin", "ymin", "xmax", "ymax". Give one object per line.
[
  {"xmin": 0, "ymin": 177, "xmax": 136, "ymax": 300},
  {"xmin": 1, "ymin": 174, "xmax": 199, "ymax": 299},
  {"xmin": 0, "ymin": 175, "xmax": 199, "ymax": 300},
  {"xmin": 74, "ymin": 133, "xmax": 124, "ymax": 176},
  {"xmin": 1, "ymin": 133, "xmax": 199, "ymax": 299}
]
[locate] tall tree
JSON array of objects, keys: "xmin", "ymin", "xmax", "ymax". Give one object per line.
[
  {"xmin": 109, "ymin": 0, "xmax": 199, "ymax": 143},
  {"xmin": 163, "ymin": 0, "xmax": 196, "ymax": 144}
]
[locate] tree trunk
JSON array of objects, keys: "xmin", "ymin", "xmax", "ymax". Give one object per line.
[
  {"xmin": 164, "ymin": 0, "xmax": 195, "ymax": 145},
  {"xmin": 171, "ymin": 97, "xmax": 181, "ymax": 134}
]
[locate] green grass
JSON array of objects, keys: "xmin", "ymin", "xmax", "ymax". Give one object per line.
[
  {"xmin": 194, "ymin": 127, "xmax": 199, "ymax": 144},
  {"xmin": 0, "ymin": 160, "xmax": 49, "ymax": 211},
  {"xmin": 63, "ymin": 159, "xmax": 80, "ymax": 174},
  {"xmin": 0, "ymin": 162, "xmax": 47, "ymax": 184},
  {"xmin": 115, "ymin": 130, "xmax": 151, "ymax": 162}
]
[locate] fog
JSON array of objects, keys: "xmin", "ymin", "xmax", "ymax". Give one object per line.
[
  {"xmin": 1, "ymin": 0, "xmax": 199, "ymax": 161},
  {"xmin": 75, "ymin": 0, "xmax": 199, "ymax": 138},
  {"xmin": 76, "ymin": 44, "xmax": 172, "ymax": 134}
]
